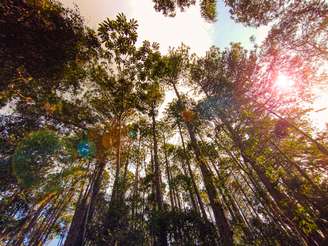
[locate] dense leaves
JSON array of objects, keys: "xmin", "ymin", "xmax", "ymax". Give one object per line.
[
  {"xmin": 0, "ymin": 0, "xmax": 98, "ymax": 104},
  {"xmin": 1, "ymin": 1, "xmax": 328, "ymax": 246},
  {"xmin": 152, "ymin": 0, "xmax": 216, "ymax": 22}
]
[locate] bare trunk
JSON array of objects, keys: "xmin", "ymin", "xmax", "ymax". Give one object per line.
[
  {"xmin": 64, "ymin": 161, "xmax": 105, "ymax": 246},
  {"xmin": 111, "ymin": 118, "xmax": 122, "ymax": 204},
  {"xmin": 172, "ymin": 83, "xmax": 233, "ymax": 246},
  {"xmin": 162, "ymin": 140, "xmax": 176, "ymax": 210},
  {"xmin": 177, "ymin": 122, "xmax": 208, "ymax": 219},
  {"xmin": 151, "ymin": 102, "xmax": 167, "ymax": 246}
]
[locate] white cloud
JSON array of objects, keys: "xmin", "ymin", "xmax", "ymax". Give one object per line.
[{"xmin": 59, "ymin": 0, "xmax": 214, "ymax": 55}]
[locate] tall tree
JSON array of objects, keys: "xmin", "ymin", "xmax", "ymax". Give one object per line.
[{"xmin": 161, "ymin": 46, "xmax": 234, "ymax": 245}]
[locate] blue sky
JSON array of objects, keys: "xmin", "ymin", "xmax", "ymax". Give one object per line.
[{"xmin": 213, "ymin": 1, "xmax": 269, "ymax": 49}]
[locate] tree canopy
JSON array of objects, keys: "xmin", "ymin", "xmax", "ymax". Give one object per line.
[{"xmin": 1, "ymin": 1, "xmax": 328, "ymax": 246}]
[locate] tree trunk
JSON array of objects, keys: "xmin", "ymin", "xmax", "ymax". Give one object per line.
[
  {"xmin": 162, "ymin": 138, "xmax": 176, "ymax": 210},
  {"xmin": 172, "ymin": 83, "xmax": 233, "ymax": 246},
  {"xmin": 230, "ymin": 124, "xmax": 324, "ymax": 245},
  {"xmin": 132, "ymin": 134, "xmax": 141, "ymax": 228},
  {"xmin": 111, "ymin": 118, "xmax": 122, "ymax": 205},
  {"xmin": 151, "ymin": 101, "xmax": 167, "ymax": 246},
  {"xmin": 177, "ymin": 122, "xmax": 208, "ymax": 219},
  {"xmin": 198, "ymin": 79, "xmax": 326, "ymax": 244},
  {"xmin": 64, "ymin": 161, "xmax": 105, "ymax": 246}
]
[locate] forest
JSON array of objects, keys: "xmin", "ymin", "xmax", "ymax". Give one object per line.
[{"xmin": 0, "ymin": 0, "xmax": 328, "ymax": 245}]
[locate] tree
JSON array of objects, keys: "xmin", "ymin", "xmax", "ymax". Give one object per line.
[
  {"xmin": 1, "ymin": 1, "xmax": 328, "ymax": 245},
  {"xmin": 161, "ymin": 45, "xmax": 234, "ymax": 245},
  {"xmin": 152, "ymin": 0, "xmax": 217, "ymax": 22},
  {"xmin": 64, "ymin": 13, "xmax": 139, "ymax": 246},
  {"xmin": 136, "ymin": 41, "xmax": 168, "ymax": 246},
  {"xmin": 191, "ymin": 43, "xmax": 328, "ymax": 245},
  {"xmin": 0, "ymin": 0, "xmax": 98, "ymax": 106}
]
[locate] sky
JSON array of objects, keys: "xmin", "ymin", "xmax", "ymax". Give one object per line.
[
  {"xmin": 57, "ymin": 0, "xmax": 328, "ymax": 131},
  {"xmin": 58, "ymin": 0, "xmax": 271, "ymax": 121},
  {"xmin": 61, "ymin": 0, "xmax": 212, "ymax": 54},
  {"xmin": 60, "ymin": 0, "xmax": 269, "ymax": 54},
  {"xmin": 0, "ymin": 0, "xmax": 324, "ymax": 131}
]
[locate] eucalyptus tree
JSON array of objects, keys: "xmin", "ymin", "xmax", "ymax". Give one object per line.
[
  {"xmin": 0, "ymin": 130, "xmax": 91, "ymax": 245},
  {"xmin": 191, "ymin": 43, "xmax": 328, "ymax": 245},
  {"xmin": 64, "ymin": 13, "xmax": 140, "ymax": 246},
  {"xmin": 226, "ymin": 0, "xmax": 328, "ymax": 60},
  {"xmin": 135, "ymin": 41, "xmax": 168, "ymax": 246},
  {"xmin": 165, "ymin": 100, "xmax": 208, "ymax": 219},
  {"xmin": 161, "ymin": 45, "xmax": 234, "ymax": 245}
]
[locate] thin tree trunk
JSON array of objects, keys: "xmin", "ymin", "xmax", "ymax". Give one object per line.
[
  {"xmin": 132, "ymin": 134, "xmax": 141, "ymax": 228},
  {"xmin": 171, "ymin": 83, "xmax": 233, "ymax": 246},
  {"xmin": 177, "ymin": 122, "xmax": 208, "ymax": 220},
  {"xmin": 12, "ymin": 192, "xmax": 57, "ymax": 246},
  {"xmin": 64, "ymin": 160, "xmax": 105, "ymax": 246},
  {"xmin": 151, "ymin": 102, "xmax": 167, "ymax": 246},
  {"xmin": 198, "ymin": 79, "xmax": 326, "ymax": 244},
  {"xmin": 111, "ymin": 118, "xmax": 122, "ymax": 204},
  {"xmin": 40, "ymin": 192, "xmax": 75, "ymax": 245},
  {"xmin": 162, "ymin": 138, "xmax": 176, "ymax": 210}
]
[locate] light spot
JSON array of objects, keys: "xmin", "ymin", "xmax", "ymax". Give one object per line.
[{"xmin": 275, "ymin": 73, "xmax": 295, "ymax": 92}]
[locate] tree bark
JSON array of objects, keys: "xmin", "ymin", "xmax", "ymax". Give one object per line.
[
  {"xmin": 64, "ymin": 161, "xmax": 105, "ymax": 246},
  {"xmin": 172, "ymin": 83, "xmax": 233, "ymax": 246},
  {"xmin": 177, "ymin": 122, "xmax": 208, "ymax": 219},
  {"xmin": 151, "ymin": 101, "xmax": 167, "ymax": 246}
]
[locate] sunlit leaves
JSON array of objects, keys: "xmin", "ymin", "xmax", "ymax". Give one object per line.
[
  {"xmin": 225, "ymin": 0, "xmax": 284, "ymax": 26},
  {"xmin": 200, "ymin": 0, "xmax": 217, "ymax": 22},
  {"xmin": 295, "ymin": 204, "xmax": 318, "ymax": 235},
  {"xmin": 98, "ymin": 13, "xmax": 138, "ymax": 60},
  {"xmin": 152, "ymin": 0, "xmax": 217, "ymax": 22},
  {"xmin": 43, "ymin": 101, "xmax": 63, "ymax": 114},
  {"xmin": 152, "ymin": 0, "xmax": 196, "ymax": 17}
]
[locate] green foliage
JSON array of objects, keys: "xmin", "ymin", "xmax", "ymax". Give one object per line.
[
  {"xmin": 225, "ymin": 0, "xmax": 284, "ymax": 26},
  {"xmin": 0, "ymin": 0, "xmax": 98, "ymax": 105},
  {"xmin": 200, "ymin": 0, "xmax": 217, "ymax": 22},
  {"xmin": 12, "ymin": 130, "xmax": 61, "ymax": 188},
  {"xmin": 1, "ymin": 2, "xmax": 328, "ymax": 246},
  {"xmin": 152, "ymin": 0, "xmax": 217, "ymax": 22},
  {"xmin": 249, "ymin": 217, "xmax": 300, "ymax": 245},
  {"xmin": 98, "ymin": 13, "xmax": 138, "ymax": 60},
  {"xmin": 152, "ymin": 0, "xmax": 196, "ymax": 17},
  {"xmin": 171, "ymin": 174, "xmax": 192, "ymax": 190},
  {"xmin": 150, "ymin": 210, "xmax": 219, "ymax": 245},
  {"xmin": 295, "ymin": 204, "xmax": 318, "ymax": 235}
]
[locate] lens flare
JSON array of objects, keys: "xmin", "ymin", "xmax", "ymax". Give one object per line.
[{"xmin": 275, "ymin": 74, "xmax": 295, "ymax": 92}]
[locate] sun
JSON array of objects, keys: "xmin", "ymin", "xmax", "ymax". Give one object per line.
[{"xmin": 275, "ymin": 73, "xmax": 295, "ymax": 92}]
